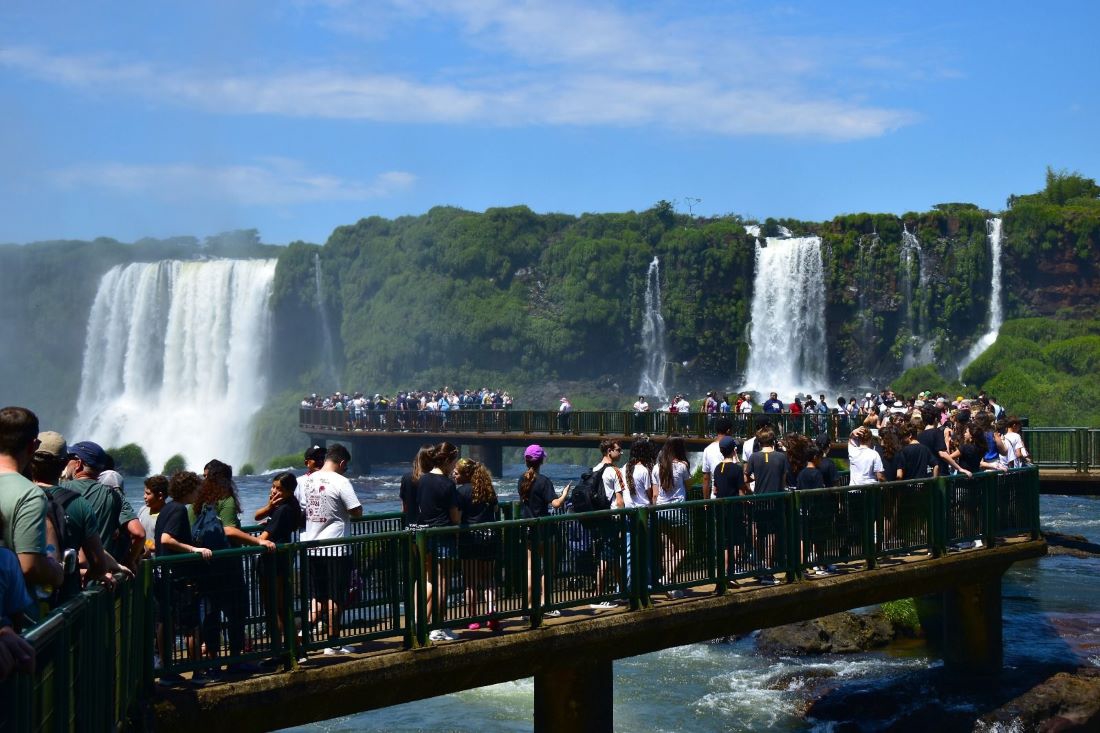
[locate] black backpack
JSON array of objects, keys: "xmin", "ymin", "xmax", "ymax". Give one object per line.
[
  {"xmin": 46, "ymin": 488, "xmax": 82, "ymax": 551},
  {"xmin": 571, "ymin": 465, "xmax": 612, "ymax": 513},
  {"xmin": 192, "ymin": 505, "xmax": 229, "ymax": 551}
]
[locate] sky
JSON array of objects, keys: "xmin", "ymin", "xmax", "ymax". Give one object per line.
[{"xmin": 1, "ymin": 1, "xmax": 1097, "ymax": 246}]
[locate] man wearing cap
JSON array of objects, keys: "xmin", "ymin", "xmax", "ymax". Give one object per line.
[
  {"xmin": 0, "ymin": 407, "xmax": 63, "ymax": 592},
  {"xmin": 557, "ymin": 396, "xmax": 573, "ymax": 433},
  {"xmin": 30, "ymin": 432, "xmax": 130, "ymax": 593},
  {"xmin": 702, "ymin": 417, "xmax": 738, "ymax": 499},
  {"xmin": 59, "ymin": 440, "xmax": 124, "ymax": 560}
]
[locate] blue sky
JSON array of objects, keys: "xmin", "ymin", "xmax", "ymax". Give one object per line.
[{"xmin": 1, "ymin": 1, "xmax": 1097, "ymax": 245}]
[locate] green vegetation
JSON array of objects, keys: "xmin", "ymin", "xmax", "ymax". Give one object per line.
[
  {"xmin": 162, "ymin": 454, "xmax": 187, "ymax": 475},
  {"xmin": 239, "ymin": 463, "xmax": 255, "ymax": 476},
  {"xmin": 881, "ymin": 598, "xmax": 921, "ymax": 635},
  {"xmin": 267, "ymin": 453, "xmax": 303, "ymax": 471},
  {"xmin": 107, "ymin": 443, "xmax": 150, "ymax": 477}
]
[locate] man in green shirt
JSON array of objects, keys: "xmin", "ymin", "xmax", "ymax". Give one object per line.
[
  {"xmin": 0, "ymin": 407, "xmax": 63, "ymax": 591},
  {"xmin": 59, "ymin": 441, "xmax": 122, "ymax": 552}
]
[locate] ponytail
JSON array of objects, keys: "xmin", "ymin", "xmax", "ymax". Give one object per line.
[{"xmin": 519, "ymin": 459, "xmax": 541, "ymax": 503}]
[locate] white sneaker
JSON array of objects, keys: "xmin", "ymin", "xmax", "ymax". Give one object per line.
[
  {"xmin": 544, "ymin": 609, "xmax": 562, "ymax": 618},
  {"xmin": 335, "ymin": 645, "xmax": 355, "ymax": 654},
  {"xmin": 589, "ymin": 601, "xmax": 616, "ymax": 609},
  {"xmin": 322, "ymin": 647, "xmax": 338, "ymax": 656},
  {"xmin": 972, "ymin": 539, "xmax": 984, "ymax": 548},
  {"xmin": 429, "ymin": 629, "xmax": 458, "ymax": 641}
]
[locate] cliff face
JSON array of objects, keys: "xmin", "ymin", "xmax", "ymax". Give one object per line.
[{"xmin": 1010, "ymin": 244, "xmax": 1100, "ymax": 314}]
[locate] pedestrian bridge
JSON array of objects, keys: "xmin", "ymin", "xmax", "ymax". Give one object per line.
[{"xmin": 6, "ymin": 468, "xmax": 1046, "ymax": 732}]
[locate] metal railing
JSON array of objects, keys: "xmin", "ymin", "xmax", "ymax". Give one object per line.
[
  {"xmin": 1021, "ymin": 427, "xmax": 1098, "ymax": 472},
  {"xmin": 6, "ymin": 467, "xmax": 1041, "ymax": 729}
]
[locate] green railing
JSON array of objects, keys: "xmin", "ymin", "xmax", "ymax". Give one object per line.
[
  {"xmin": 1021, "ymin": 427, "xmax": 1098, "ymax": 472},
  {"xmin": 7, "ymin": 467, "xmax": 1041, "ymax": 729}
]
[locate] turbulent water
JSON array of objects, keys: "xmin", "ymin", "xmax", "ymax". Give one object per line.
[
  {"xmin": 743, "ymin": 236, "xmax": 828, "ymax": 399},
  {"xmin": 637, "ymin": 256, "xmax": 669, "ymax": 404},
  {"xmin": 135, "ymin": 463, "xmax": 1096, "ymax": 733},
  {"xmin": 71, "ymin": 259, "xmax": 276, "ymax": 471},
  {"xmin": 959, "ymin": 218, "xmax": 1005, "ymax": 374}
]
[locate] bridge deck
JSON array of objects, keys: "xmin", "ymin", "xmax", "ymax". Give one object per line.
[{"xmin": 149, "ymin": 537, "xmax": 1045, "ymax": 733}]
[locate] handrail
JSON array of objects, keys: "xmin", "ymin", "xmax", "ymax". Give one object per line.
[{"xmin": 6, "ymin": 467, "xmax": 1041, "ymax": 729}]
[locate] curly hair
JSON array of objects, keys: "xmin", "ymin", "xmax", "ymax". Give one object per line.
[
  {"xmin": 625, "ymin": 438, "xmax": 657, "ymax": 495},
  {"xmin": 168, "ymin": 470, "xmax": 201, "ymax": 503},
  {"xmin": 192, "ymin": 474, "xmax": 239, "ymax": 516},
  {"xmin": 456, "ymin": 458, "xmax": 496, "ymax": 505}
]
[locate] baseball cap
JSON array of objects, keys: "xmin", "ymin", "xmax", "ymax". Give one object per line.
[
  {"xmin": 718, "ymin": 435, "xmax": 738, "ymax": 456},
  {"xmin": 36, "ymin": 431, "xmax": 68, "ymax": 459},
  {"xmin": 99, "ymin": 470, "xmax": 124, "ymax": 490},
  {"xmin": 68, "ymin": 440, "xmax": 108, "ymax": 469},
  {"xmin": 524, "ymin": 444, "xmax": 547, "ymax": 462}
]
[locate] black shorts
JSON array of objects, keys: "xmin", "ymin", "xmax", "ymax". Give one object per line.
[
  {"xmin": 459, "ymin": 526, "xmax": 501, "ymax": 561},
  {"xmin": 307, "ymin": 554, "xmax": 353, "ymax": 603}
]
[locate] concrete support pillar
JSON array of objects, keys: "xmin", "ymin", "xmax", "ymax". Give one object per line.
[
  {"xmin": 347, "ymin": 439, "xmax": 371, "ymax": 476},
  {"xmin": 467, "ymin": 443, "xmax": 504, "ymax": 477},
  {"xmin": 533, "ymin": 658, "xmax": 613, "ymax": 733},
  {"xmin": 941, "ymin": 574, "xmax": 1003, "ymax": 677}
]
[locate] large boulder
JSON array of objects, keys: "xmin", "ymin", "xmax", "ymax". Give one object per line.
[
  {"xmin": 975, "ymin": 669, "xmax": 1100, "ymax": 732},
  {"xmin": 757, "ymin": 610, "xmax": 897, "ymax": 655}
]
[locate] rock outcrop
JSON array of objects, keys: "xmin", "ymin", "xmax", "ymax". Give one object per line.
[
  {"xmin": 756, "ymin": 610, "xmax": 899, "ymax": 655},
  {"xmin": 975, "ymin": 668, "xmax": 1100, "ymax": 732}
]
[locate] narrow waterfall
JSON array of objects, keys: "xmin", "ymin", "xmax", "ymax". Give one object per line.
[
  {"xmin": 958, "ymin": 218, "xmax": 1005, "ymax": 374},
  {"xmin": 71, "ymin": 259, "xmax": 277, "ymax": 472},
  {"xmin": 742, "ymin": 236, "xmax": 828, "ymax": 399},
  {"xmin": 314, "ymin": 253, "xmax": 340, "ymax": 390},
  {"xmin": 637, "ymin": 256, "xmax": 669, "ymax": 404},
  {"xmin": 900, "ymin": 226, "xmax": 933, "ymax": 369}
]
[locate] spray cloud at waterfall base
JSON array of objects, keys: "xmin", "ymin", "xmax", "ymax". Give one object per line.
[
  {"xmin": 637, "ymin": 256, "xmax": 670, "ymax": 405},
  {"xmin": 70, "ymin": 259, "xmax": 277, "ymax": 473}
]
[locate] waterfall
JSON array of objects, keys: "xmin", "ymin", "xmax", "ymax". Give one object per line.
[
  {"xmin": 742, "ymin": 236, "xmax": 828, "ymax": 399},
  {"xmin": 314, "ymin": 253, "xmax": 340, "ymax": 390},
  {"xmin": 900, "ymin": 226, "xmax": 933, "ymax": 369},
  {"xmin": 71, "ymin": 259, "xmax": 277, "ymax": 472},
  {"xmin": 958, "ymin": 218, "xmax": 1004, "ymax": 374},
  {"xmin": 637, "ymin": 256, "xmax": 669, "ymax": 404}
]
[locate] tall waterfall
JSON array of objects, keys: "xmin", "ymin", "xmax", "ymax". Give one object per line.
[
  {"xmin": 958, "ymin": 218, "xmax": 1004, "ymax": 374},
  {"xmin": 637, "ymin": 256, "xmax": 669, "ymax": 404},
  {"xmin": 742, "ymin": 236, "xmax": 828, "ymax": 399},
  {"xmin": 71, "ymin": 259, "xmax": 277, "ymax": 472},
  {"xmin": 900, "ymin": 226, "xmax": 933, "ymax": 369},
  {"xmin": 314, "ymin": 253, "xmax": 340, "ymax": 390}
]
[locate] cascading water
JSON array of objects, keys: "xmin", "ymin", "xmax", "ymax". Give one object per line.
[
  {"xmin": 637, "ymin": 256, "xmax": 669, "ymax": 404},
  {"xmin": 71, "ymin": 259, "xmax": 277, "ymax": 472},
  {"xmin": 900, "ymin": 226, "xmax": 933, "ymax": 369},
  {"xmin": 314, "ymin": 253, "xmax": 340, "ymax": 390},
  {"xmin": 742, "ymin": 236, "xmax": 828, "ymax": 398},
  {"xmin": 958, "ymin": 218, "xmax": 1004, "ymax": 374}
]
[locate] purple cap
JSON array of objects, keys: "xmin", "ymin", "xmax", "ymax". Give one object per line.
[{"xmin": 523, "ymin": 444, "xmax": 546, "ymax": 462}]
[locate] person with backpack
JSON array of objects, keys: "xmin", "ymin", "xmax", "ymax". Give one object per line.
[
  {"xmin": 59, "ymin": 441, "xmax": 123, "ymax": 560},
  {"xmin": 582, "ymin": 440, "xmax": 626, "ymax": 608}
]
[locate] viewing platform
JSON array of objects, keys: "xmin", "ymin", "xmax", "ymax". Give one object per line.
[{"xmin": 6, "ymin": 468, "xmax": 1046, "ymax": 732}]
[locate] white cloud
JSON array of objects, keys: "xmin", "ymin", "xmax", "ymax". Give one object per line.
[
  {"xmin": 50, "ymin": 159, "xmax": 415, "ymax": 206},
  {"xmin": 0, "ymin": 0, "xmax": 920, "ymax": 141}
]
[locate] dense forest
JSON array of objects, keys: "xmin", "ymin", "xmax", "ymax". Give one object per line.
[{"xmin": 1, "ymin": 170, "xmax": 1097, "ymax": 467}]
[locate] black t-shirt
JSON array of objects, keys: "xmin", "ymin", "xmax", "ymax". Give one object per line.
[
  {"xmin": 959, "ymin": 443, "xmax": 983, "ymax": 474},
  {"xmin": 796, "ymin": 466, "xmax": 825, "ymax": 490},
  {"xmin": 457, "ymin": 484, "xmax": 498, "ymax": 525},
  {"xmin": 746, "ymin": 450, "xmax": 788, "ymax": 494},
  {"xmin": 415, "ymin": 472, "xmax": 459, "ymax": 527},
  {"xmin": 520, "ymin": 474, "xmax": 557, "ymax": 519},
  {"xmin": 818, "ymin": 456, "xmax": 839, "ymax": 488},
  {"xmin": 876, "ymin": 447, "xmax": 901, "ymax": 482},
  {"xmin": 712, "ymin": 461, "xmax": 745, "ymax": 498},
  {"xmin": 399, "ymin": 472, "xmax": 417, "ymax": 523},
  {"xmin": 153, "ymin": 500, "xmax": 192, "ymax": 556},
  {"xmin": 898, "ymin": 442, "xmax": 937, "ymax": 480},
  {"xmin": 918, "ymin": 426, "xmax": 949, "ymax": 473},
  {"xmin": 265, "ymin": 499, "xmax": 303, "ymax": 544}
]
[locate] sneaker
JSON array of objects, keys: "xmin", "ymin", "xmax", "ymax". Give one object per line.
[
  {"xmin": 322, "ymin": 647, "xmax": 338, "ymax": 656},
  {"xmin": 487, "ymin": 618, "xmax": 502, "ymax": 632},
  {"xmin": 589, "ymin": 601, "xmax": 616, "ymax": 609},
  {"xmin": 666, "ymin": 590, "xmax": 685, "ymax": 599},
  {"xmin": 429, "ymin": 629, "xmax": 458, "ymax": 642},
  {"xmin": 336, "ymin": 645, "xmax": 355, "ymax": 654},
  {"xmin": 972, "ymin": 539, "xmax": 984, "ymax": 548},
  {"xmin": 467, "ymin": 622, "xmax": 482, "ymax": 631},
  {"xmin": 544, "ymin": 609, "xmax": 562, "ymax": 618}
]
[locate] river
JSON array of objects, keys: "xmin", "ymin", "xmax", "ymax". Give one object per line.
[{"xmin": 127, "ymin": 462, "xmax": 1099, "ymax": 732}]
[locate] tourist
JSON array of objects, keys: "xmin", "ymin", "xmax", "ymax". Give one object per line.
[
  {"xmin": 519, "ymin": 444, "xmax": 570, "ymax": 617},
  {"xmin": 762, "ymin": 392, "xmax": 783, "ymax": 414},
  {"xmin": 454, "ymin": 457, "xmax": 500, "ymax": 632},
  {"xmin": 898, "ymin": 419, "xmax": 938, "ymax": 480},
  {"xmin": 410, "ymin": 441, "xmax": 461, "ymax": 641},
  {"xmin": 652, "ymin": 437, "xmax": 690, "ymax": 598},
  {"xmin": 0, "ymin": 544, "xmax": 35, "ymax": 682},
  {"xmin": 589, "ymin": 440, "xmax": 627, "ymax": 608},
  {"xmin": 847, "ymin": 425, "xmax": 885, "ymax": 485},
  {"xmin": 0, "ymin": 407, "xmax": 63, "ymax": 596},
  {"xmin": 1001, "ymin": 417, "xmax": 1030, "ymax": 468},
  {"xmin": 255, "ymin": 472, "xmax": 303, "ymax": 647},
  {"xmin": 59, "ymin": 441, "xmax": 126, "ymax": 560},
  {"xmin": 738, "ymin": 394, "xmax": 753, "ymax": 415},
  {"xmin": 813, "ymin": 433, "xmax": 840, "ymax": 488},
  {"xmin": 97, "ymin": 469, "xmax": 145, "ymax": 571},
  {"xmin": 398, "ymin": 444, "xmax": 433, "ymax": 527},
  {"xmin": 781, "ymin": 432, "xmax": 813, "ymax": 489},
  {"xmin": 632, "ymin": 395, "xmax": 651, "ymax": 435},
  {"xmin": 295, "ymin": 443, "xmax": 362, "ymax": 654},
  {"xmin": 875, "ymin": 424, "xmax": 904, "ymax": 482},
  {"xmin": 557, "ymin": 396, "xmax": 573, "ymax": 433},
  {"xmin": 702, "ymin": 417, "xmax": 736, "ymax": 499},
  {"xmin": 742, "ymin": 428, "xmax": 787, "ymax": 584},
  {"xmin": 139, "ymin": 475, "xmax": 169, "ymax": 558}
]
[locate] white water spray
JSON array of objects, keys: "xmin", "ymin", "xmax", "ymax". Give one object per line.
[
  {"xmin": 314, "ymin": 253, "xmax": 340, "ymax": 390},
  {"xmin": 900, "ymin": 225, "xmax": 934, "ymax": 369},
  {"xmin": 742, "ymin": 236, "xmax": 828, "ymax": 398},
  {"xmin": 71, "ymin": 259, "xmax": 277, "ymax": 472},
  {"xmin": 637, "ymin": 257, "xmax": 669, "ymax": 404},
  {"xmin": 958, "ymin": 218, "xmax": 1004, "ymax": 374}
]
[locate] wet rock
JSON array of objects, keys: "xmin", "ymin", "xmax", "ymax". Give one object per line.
[
  {"xmin": 975, "ymin": 668, "xmax": 1100, "ymax": 732},
  {"xmin": 1043, "ymin": 532, "xmax": 1100, "ymax": 559},
  {"xmin": 765, "ymin": 667, "xmax": 839, "ymax": 691},
  {"xmin": 757, "ymin": 611, "xmax": 897, "ymax": 655}
]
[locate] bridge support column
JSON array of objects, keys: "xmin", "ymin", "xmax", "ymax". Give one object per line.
[
  {"xmin": 467, "ymin": 443, "xmax": 504, "ymax": 477},
  {"xmin": 941, "ymin": 574, "xmax": 1003, "ymax": 677},
  {"xmin": 533, "ymin": 657, "xmax": 612, "ymax": 733}
]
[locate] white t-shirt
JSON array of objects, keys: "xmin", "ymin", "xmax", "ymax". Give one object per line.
[
  {"xmin": 741, "ymin": 436, "xmax": 757, "ymax": 463},
  {"xmin": 739, "ymin": 401, "xmax": 753, "ymax": 414},
  {"xmin": 848, "ymin": 442, "xmax": 884, "ymax": 486},
  {"xmin": 652, "ymin": 461, "xmax": 688, "ymax": 504},
  {"xmin": 701, "ymin": 440, "xmax": 734, "ymax": 497},
  {"xmin": 633, "ymin": 400, "xmax": 649, "ymax": 412},
  {"xmin": 1001, "ymin": 431, "xmax": 1027, "ymax": 468},
  {"xmin": 676, "ymin": 398, "xmax": 690, "ymax": 413},
  {"xmin": 624, "ymin": 463, "xmax": 652, "ymax": 508},
  {"xmin": 593, "ymin": 462, "xmax": 627, "ymax": 506},
  {"xmin": 295, "ymin": 469, "xmax": 361, "ymax": 550}
]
